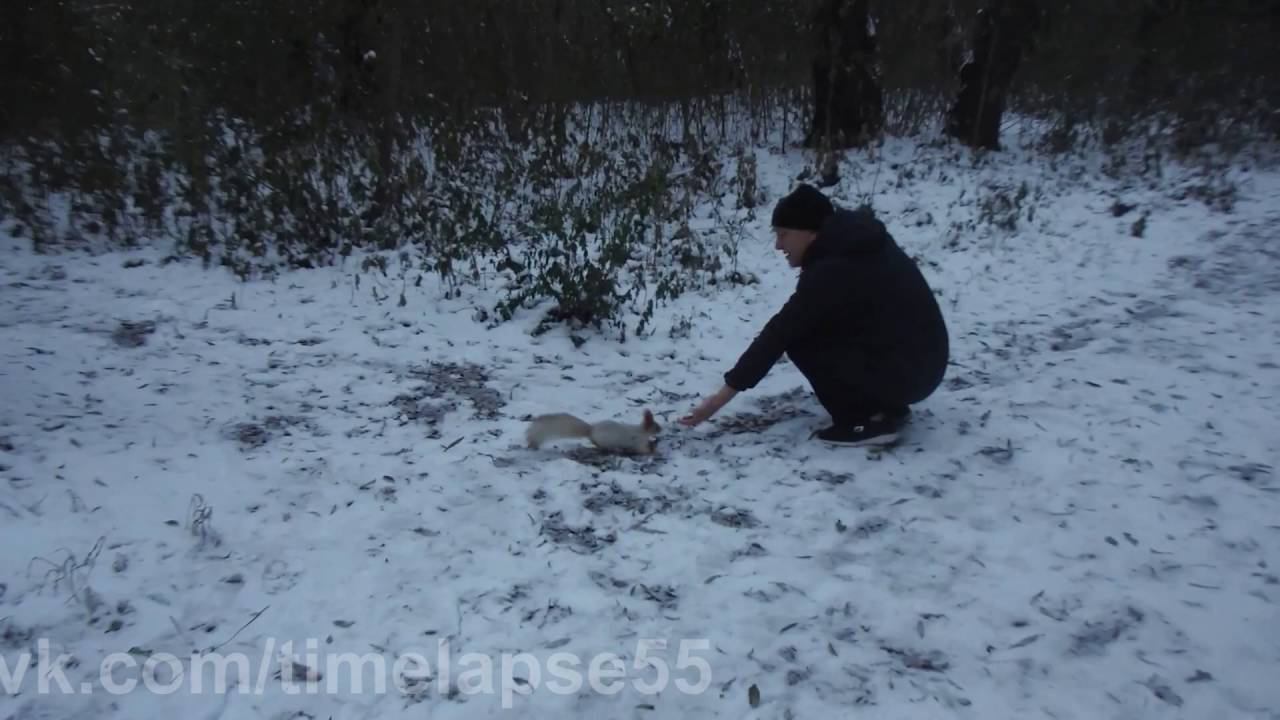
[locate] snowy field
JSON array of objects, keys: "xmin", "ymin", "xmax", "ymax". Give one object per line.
[{"xmin": 2, "ymin": 134, "xmax": 1279, "ymax": 720}]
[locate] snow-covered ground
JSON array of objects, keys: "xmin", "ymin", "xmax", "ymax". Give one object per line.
[{"xmin": 2, "ymin": 134, "xmax": 1278, "ymax": 720}]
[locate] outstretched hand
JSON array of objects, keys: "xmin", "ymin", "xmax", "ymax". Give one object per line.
[
  {"xmin": 678, "ymin": 385, "xmax": 738, "ymax": 427},
  {"xmin": 678, "ymin": 400, "xmax": 718, "ymax": 427}
]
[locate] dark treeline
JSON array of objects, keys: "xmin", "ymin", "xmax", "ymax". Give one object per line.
[
  {"xmin": 5, "ymin": 1, "xmax": 1275, "ymax": 147},
  {"xmin": 1, "ymin": 0, "xmax": 1277, "ymax": 330}
]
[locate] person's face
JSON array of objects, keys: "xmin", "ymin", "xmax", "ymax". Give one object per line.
[{"xmin": 774, "ymin": 227, "xmax": 817, "ymax": 267}]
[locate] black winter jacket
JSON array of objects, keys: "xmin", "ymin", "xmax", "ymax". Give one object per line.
[{"xmin": 723, "ymin": 207, "xmax": 950, "ymax": 404}]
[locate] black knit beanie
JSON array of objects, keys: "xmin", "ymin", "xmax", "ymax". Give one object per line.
[{"xmin": 771, "ymin": 183, "xmax": 834, "ymax": 231}]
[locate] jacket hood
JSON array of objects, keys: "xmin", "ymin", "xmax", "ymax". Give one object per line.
[{"xmin": 801, "ymin": 206, "xmax": 889, "ymax": 267}]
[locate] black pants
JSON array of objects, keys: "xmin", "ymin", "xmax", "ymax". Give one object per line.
[{"xmin": 786, "ymin": 344, "xmax": 910, "ymax": 426}]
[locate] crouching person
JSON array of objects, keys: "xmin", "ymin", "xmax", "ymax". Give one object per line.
[{"xmin": 680, "ymin": 183, "xmax": 950, "ymax": 446}]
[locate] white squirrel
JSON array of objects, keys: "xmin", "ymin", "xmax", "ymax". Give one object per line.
[{"xmin": 524, "ymin": 409, "xmax": 661, "ymax": 454}]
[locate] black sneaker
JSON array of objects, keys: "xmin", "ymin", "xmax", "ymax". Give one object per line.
[{"xmin": 814, "ymin": 416, "xmax": 901, "ymax": 447}]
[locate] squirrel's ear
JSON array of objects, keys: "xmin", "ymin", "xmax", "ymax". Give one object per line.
[{"xmin": 643, "ymin": 408, "xmax": 657, "ymax": 429}]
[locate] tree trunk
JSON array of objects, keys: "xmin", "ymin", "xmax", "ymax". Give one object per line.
[
  {"xmin": 338, "ymin": 0, "xmax": 383, "ymax": 119},
  {"xmin": 374, "ymin": 5, "xmax": 403, "ymax": 222},
  {"xmin": 805, "ymin": 0, "xmax": 882, "ymax": 150},
  {"xmin": 944, "ymin": 0, "xmax": 1041, "ymax": 150},
  {"xmin": 1127, "ymin": 0, "xmax": 1180, "ymax": 112}
]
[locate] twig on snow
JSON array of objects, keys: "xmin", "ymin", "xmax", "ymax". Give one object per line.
[{"xmin": 207, "ymin": 605, "xmax": 270, "ymax": 655}]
